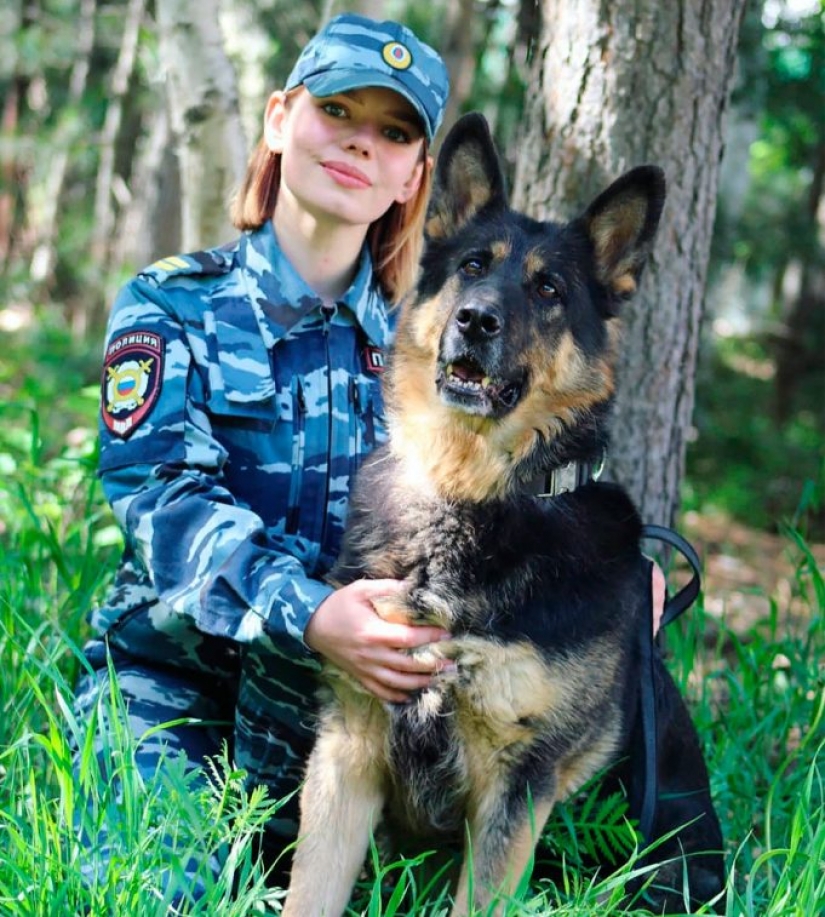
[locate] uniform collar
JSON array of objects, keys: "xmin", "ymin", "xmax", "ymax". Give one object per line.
[
  {"xmin": 239, "ymin": 222, "xmax": 391, "ymax": 348},
  {"xmin": 338, "ymin": 241, "xmax": 392, "ymax": 349}
]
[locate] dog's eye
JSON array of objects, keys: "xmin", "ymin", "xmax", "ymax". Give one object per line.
[
  {"xmin": 460, "ymin": 257, "xmax": 487, "ymax": 277},
  {"xmin": 536, "ymin": 279, "xmax": 562, "ymax": 303}
]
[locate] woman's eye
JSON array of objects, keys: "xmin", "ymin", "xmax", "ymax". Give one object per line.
[
  {"xmin": 383, "ymin": 125, "xmax": 412, "ymax": 144},
  {"xmin": 322, "ymin": 102, "xmax": 347, "ymax": 119},
  {"xmin": 460, "ymin": 257, "xmax": 486, "ymax": 277}
]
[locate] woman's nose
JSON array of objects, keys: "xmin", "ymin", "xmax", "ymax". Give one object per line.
[{"xmin": 345, "ymin": 123, "xmax": 377, "ymax": 157}]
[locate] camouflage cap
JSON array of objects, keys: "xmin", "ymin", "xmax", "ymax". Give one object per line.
[{"xmin": 285, "ymin": 13, "xmax": 450, "ymax": 142}]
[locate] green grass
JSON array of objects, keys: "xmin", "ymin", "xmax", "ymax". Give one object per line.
[{"xmin": 1, "ymin": 406, "xmax": 823, "ymax": 914}]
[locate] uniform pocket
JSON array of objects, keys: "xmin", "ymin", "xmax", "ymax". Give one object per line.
[
  {"xmin": 206, "ymin": 394, "xmax": 279, "ymax": 433},
  {"xmin": 348, "ymin": 378, "xmax": 384, "ymax": 482},
  {"xmin": 107, "ymin": 600, "xmax": 240, "ymax": 679}
]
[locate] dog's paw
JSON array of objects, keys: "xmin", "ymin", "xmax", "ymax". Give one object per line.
[
  {"xmin": 371, "ymin": 594, "xmax": 414, "ymax": 624},
  {"xmin": 406, "ymin": 584, "xmax": 459, "ymax": 627},
  {"xmin": 404, "ymin": 643, "xmax": 463, "ymax": 687},
  {"xmin": 436, "ymin": 636, "xmax": 489, "ymax": 669},
  {"xmin": 407, "ymin": 643, "xmax": 445, "ymax": 667}
]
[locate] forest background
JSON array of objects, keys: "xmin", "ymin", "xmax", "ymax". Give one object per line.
[
  {"xmin": 1, "ymin": 0, "xmax": 823, "ymax": 544},
  {"xmin": 0, "ymin": 0, "xmax": 823, "ymax": 915}
]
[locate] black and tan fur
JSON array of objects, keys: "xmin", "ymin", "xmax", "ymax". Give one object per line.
[{"xmin": 283, "ymin": 113, "xmax": 724, "ymax": 916}]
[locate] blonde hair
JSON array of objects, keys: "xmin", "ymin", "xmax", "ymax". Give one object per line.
[{"xmin": 230, "ymin": 136, "xmax": 433, "ymax": 305}]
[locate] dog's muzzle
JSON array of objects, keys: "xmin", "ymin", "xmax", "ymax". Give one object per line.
[{"xmin": 437, "ymin": 301, "xmax": 527, "ymax": 418}]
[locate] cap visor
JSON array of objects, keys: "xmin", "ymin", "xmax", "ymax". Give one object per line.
[{"xmin": 302, "ymin": 70, "xmax": 432, "ymax": 140}]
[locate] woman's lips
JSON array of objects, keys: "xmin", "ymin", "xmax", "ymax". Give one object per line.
[{"xmin": 322, "ymin": 161, "xmax": 372, "ymax": 189}]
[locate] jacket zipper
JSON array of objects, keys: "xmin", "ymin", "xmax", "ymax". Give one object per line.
[
  {"xmin": 319, "ymin": 304, "xmax": 336, "ymax": 551},
  {"xmin": 286, "ymin": 375, "xmax": 306, "ymax": 533},
  {"xmin": 350, "ymin": 377, "xmax": 363, "ymax": 474}
]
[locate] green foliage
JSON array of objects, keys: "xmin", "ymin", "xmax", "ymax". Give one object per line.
[
  {"xmin": 713, "ymin": 3, "xmax": 825, "ymax": 279},
  {"xmin": 548, "ymin": 787, "xmax": 638, "ymax": 868},
  {"xmin": 684, "ymin": 334, "xmax": 824, "ymax": 538},
  {"xmin": 0, "ymin": 307, "xmax": 117, "ymax": 743},
  {"xmin": 0, "ymin": 298, "xmax": 101, "ymax": 451},
  {"xmin": 700, "ymin": 534, "xmax": 825, "ymax": 916},
  {"xmin": 707, "ymin": 3, "xmax": 824, "ymax": 437},
  {"xmin": 0, "ymin": 676, "xmax": 287, "ymax": 913}
]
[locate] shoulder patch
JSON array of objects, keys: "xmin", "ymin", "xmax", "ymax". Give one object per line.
[
  {"xmin": 101, "ymin": 331, "xmax": 164, "ymax": 439},
  {"xmin": 138, "ymin": 249, "xmax": 232, "ymax": 285}
]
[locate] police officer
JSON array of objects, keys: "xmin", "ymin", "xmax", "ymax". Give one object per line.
[{"xmin": 74, "ymin": 12, "xmax": 452, "ymax": 898}]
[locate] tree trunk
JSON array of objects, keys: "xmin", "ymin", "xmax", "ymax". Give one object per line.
[
  {"xmin": 439, "ymin": 0, "xmax": 479, "ymax": 141},
  {"xmin": 215, "ymin": 0, "xmax": 275, "ymax": 151},
  {"xmin": 350, "ymin": 0, "xmax": 388, "ymax": 21},
  {"xmin": 28, "ymin": 0, "xmax": 97, "ymax": 286},
  {"xmin": 773, "ymin": 138, "xmax": 825, "ymax": 423},
  {"xmin": 155, "ymin": 0, "xmax": 248, "ymax": 251},
  {"xmin": 90, "ymin": 0, "xmax": 147, "ymax": 275},
  {"xmin": 0, "ymin": 79, "xmax": 24, "ymax": 272},
  {"xmin": 108, "ymin": 107, "xmax": 180, "ymax": 294},
  {"xmin": 512, "ymin": 0, "xmax": 746, "ymax": 525},
  {"xmin": 0, "ymin": 0, "xmax": 31, "ymax": 273}
]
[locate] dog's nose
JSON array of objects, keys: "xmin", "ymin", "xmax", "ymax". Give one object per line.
[{"xmin": 455, "ymin": 303, "xmax": 502, "ymax": 338}]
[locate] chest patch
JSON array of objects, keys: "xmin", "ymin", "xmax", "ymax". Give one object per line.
[
  {"xmin": 101, "ymin": 331, "xmax": 164, "ymax": 439},
  {"xmin": 363, "ymin": 345, "xmax": 385, "ymax": 373}
]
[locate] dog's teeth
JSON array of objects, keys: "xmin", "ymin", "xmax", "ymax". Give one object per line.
[{"xmin": 482, "ymin": 377, "xmax": 491, "ymax": 387}]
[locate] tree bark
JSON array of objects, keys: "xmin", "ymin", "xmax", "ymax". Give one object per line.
[
  {"xmin": 0, "ymin": 78, "xmax": 24, "ymax": 272},
  {"xmin": 512, "ymin": 0, "xmax": 747, "ymax": 525},
  {"xmin": 773, "ymin": 138, "xmax": 825, "ymax": 423},
  {"xmin": 215, "ymin": 0, "xmax": 275, "ymax": 151},
  {"xmin": 439, "ymin": 0, "xmax": 479, "ymax": 141},
  {"xmin": 108, "ymin": 107, "xmax": 180, "ymax": 290},
  {"xmin": 28, "ymin": 0, "xmax": 97, "ymax": 286},
  {"xmin": 90, "ymin": 0, "xmax": 147, "ymax": 274},
  {"xmin": 155, "ymin": 0, "xmax": 248, "ymax": 250},
  {"xmin": 0, "ymin": 0, "xmax": 30, "ymax": 272}
]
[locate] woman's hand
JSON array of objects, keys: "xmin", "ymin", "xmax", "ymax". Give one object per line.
[
  {"xmin": 304, "ymin": 579, "xmax": 452, "ymax": 703},
  {"xmin": 306, "ymin": 565, "xmax": 667, "ymax": 702},
  {"xmin": 652, "ymin": 562, "xmax": 666, "ymax": 635}
]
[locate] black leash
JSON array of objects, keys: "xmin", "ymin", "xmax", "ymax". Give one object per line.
[
  {"xmin": 532, "ymin": 467, "xmax": 703, "ymax": 842},
  {"xmin": 637, "ymin": 523, "xmax": 703, "ymax": 842}
]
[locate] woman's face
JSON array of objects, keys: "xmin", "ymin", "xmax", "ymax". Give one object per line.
[{"xmin": 265, "ymin": 86, "xmax": 426, "ymax": 231}]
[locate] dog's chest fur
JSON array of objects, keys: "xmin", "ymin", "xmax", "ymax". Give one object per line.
[{"xmin": 329, "ymin": 447, "xmax": 642, "ymax": 838}]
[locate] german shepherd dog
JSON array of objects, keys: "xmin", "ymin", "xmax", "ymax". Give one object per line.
[{"xmin": 283, "ymin": 113, "xmax": 724, "ymax": 916}]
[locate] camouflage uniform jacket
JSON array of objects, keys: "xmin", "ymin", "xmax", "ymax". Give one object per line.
[{"xmin": 92, "ymin": 222, "xmax": 391, "ymax": 670}]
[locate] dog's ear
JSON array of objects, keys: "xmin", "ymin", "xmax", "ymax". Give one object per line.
[
  {"xmin": 425, "ymin": 112, "xmax": 508, "ymax": 241},
  {"xmin": 581, "ymin": 166, "xmax": 666, "ymax": 311}
]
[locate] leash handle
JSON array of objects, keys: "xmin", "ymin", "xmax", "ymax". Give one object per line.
[{"xmin": 641, "ymin": 523, "xmax": 703, "ymax": 628}]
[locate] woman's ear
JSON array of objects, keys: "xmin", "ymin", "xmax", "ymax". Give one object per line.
[
  {"xmin": 263, "ymin": 90, "xmax": 289, "ymax": 153},
  {"xmin": 394, "ymin": 151, "xmax": 429, "ymax": 205}
]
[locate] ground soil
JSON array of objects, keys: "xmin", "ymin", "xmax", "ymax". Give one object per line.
[{"xmin": 679, "ymin": 510, "xmax": 825, "ymax": 638}]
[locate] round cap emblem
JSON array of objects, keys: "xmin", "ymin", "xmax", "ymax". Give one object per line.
[{"xmin": 382, "ymin": 41, "xmax": 413, "ymax": 70}]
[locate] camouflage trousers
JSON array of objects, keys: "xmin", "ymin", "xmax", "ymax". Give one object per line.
[{"xmin": 72, "ymin": 624, "xmax": 320, "ymax": 902}]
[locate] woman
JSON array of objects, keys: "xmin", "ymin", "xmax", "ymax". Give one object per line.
[{"xmin": 75, "ymin": 12, "xmax": 452, "ymax": 896}]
